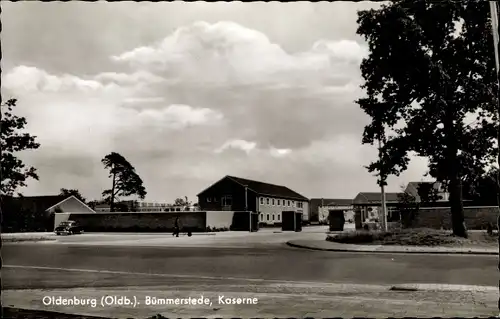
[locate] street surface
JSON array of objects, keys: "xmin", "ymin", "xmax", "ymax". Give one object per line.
[{"xmin": 3, "ymin": 228, "xmax": 499, "ymax": 317}]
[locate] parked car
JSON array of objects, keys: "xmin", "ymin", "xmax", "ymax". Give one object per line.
[{"xmin": 55, "ymin": 221, "xmax": 84, "ymax": 235}]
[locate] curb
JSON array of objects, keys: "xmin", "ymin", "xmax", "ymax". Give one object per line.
[
  {"xmin": 286, "ymin": 241, "xmax": 498, "ymax": 255},
  {"xmin": 2, "ymin": 238, "xmax": 56, "ymax": 243}
]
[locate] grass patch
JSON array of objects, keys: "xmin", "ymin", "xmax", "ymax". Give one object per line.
[{"xmin": 326, "ymin": 228, "xmax": 498, "ymax": 247}]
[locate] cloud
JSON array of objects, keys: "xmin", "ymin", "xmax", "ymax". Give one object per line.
[
  {"xmin": 136, "ymin": 104, "xmax": 224, "ymax": 130},
  {"xmin": 107, "ymin": 21, "xmax": 369, "ymax": 151},
  {"xmin": 112, "ymin": 21, "xmax": 368, "ymax": 88},
  {"xmin": 3, "ymin": 66, "xmax": 108, "ymax": 93},
  {"xmin": 269, "ymin": 147, "xmax": 291, "ymax": 158},
  {"xmin": 215, "ymin": 139, "xmax": 257, "ymax": 154},
  {"xmin": 94, "ymin": 71, "xmax": 165, "ymax": 86},
  {"xmin": 3, "ymin": 13, "xmax": 429, "ymax": 202},
  {"xmin": 2, "ymin": 66, "xmax": 224, "ymax": 158}
]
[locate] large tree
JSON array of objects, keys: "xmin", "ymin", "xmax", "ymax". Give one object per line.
[
  {"xmin": 59, "ymin": 188, "xmax": 87, "ymax": 203},
  {"xmin": 356, "ymin": 0, "xmax": 497, "ymax": 237},
  {"xmin": 101, "ymin": 152, "xmax": 146, "ymax": 212},
  {"xmin": 463, "ymin": 168, "xmax": 498, "ymax": 206},
  {"xmin": 1, "ymin": 99, "xmax": 40, "ymax": 196}
]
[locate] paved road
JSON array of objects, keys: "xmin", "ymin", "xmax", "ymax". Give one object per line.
[
  {"xmin": 3, "ymin": 241, "xmax": 498, "ymax": 288},
  {"xmin": 3, "ymin": 234, "xmax": 499, "ymax": 317}
]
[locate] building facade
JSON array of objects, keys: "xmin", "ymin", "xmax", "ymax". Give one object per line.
[
  {"xmin": 404, "ymin": 181, "xmax": 450, "ymax": 203},
  {"xmin": 197, "ymin": 175, "xmax": 309, "ymax": 225},
  {"xmin": 309, "ymin": 198, "xmax": 354, "ymax": 224},
  {"xmin": 256, "ymin": 195, "xmax": 309, "ymax": 225},
  {"xmin": 352, "ymin": 192, "xmax": 403, "ymax": 228}
]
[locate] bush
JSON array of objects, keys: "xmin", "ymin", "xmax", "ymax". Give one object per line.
[
  {"xmin": 327, "ymin": 230, "xmax": 391, "ymax": 244},
  {"xmin": 326, "ymin": 228, "xmax": 489, "ymax": 246}
]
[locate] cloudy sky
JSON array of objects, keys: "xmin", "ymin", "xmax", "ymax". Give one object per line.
[{"xmin": 2, "ymin": 1, "xmax": 431, "ymax": 203}]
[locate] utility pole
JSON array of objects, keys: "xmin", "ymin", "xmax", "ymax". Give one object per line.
[
  {"xmin": 488, "ymin": 1, "xmax": 500, "ymax": 313},
  {"xmin": 378, "ymin": 137, "xmax": 388, "ymax": 231}
]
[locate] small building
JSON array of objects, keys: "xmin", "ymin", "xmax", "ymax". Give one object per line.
[
  {"xmin": 197, "ymin": 175, "xmax": 309, "ymax": 225},
  {"xmin": 2, "ymin": 195, "xmax": 95, "ymax": 232},
  {"xmin": 405, "ymin": 181, "xmax": 449, "ymax": 202},
  {"xmin": 352, "ymin": 192, "xmax": 403, "ymax": 228},
  {"xmin": 309, "ymin": 198, "xmax": 354, "ymax": 224}
]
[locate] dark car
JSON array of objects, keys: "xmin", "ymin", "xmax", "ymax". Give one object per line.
[{"xmin": 55, "ymin": 221, "xmax": 84, "ymax": 235}]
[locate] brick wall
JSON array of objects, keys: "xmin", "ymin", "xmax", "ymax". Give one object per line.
[
  {"xmin": 54, "ymin": 211, "xmax": 257, "ymax": 232},
  {"xmin": 411, "ymin": 206, "xmax": 498, "ymax": 230},
  {"xmin": 58, "ymin": 212, "xmax": 207, "ymax": 232},
  {"xmin": 206, "ymin": 211, "xmax": 240, "ymax": 229}
]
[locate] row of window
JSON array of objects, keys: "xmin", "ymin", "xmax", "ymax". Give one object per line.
[
  {"xmin": 259, "ymin": 212, "xmax": 281, "ymax": 222},
  {"xmin": 259, "ymin": 197, "xmax": 304, "ymax": 208},
  {"xmin": 94, "ymin": 207, "xmax": 191, "ymax": 212}
]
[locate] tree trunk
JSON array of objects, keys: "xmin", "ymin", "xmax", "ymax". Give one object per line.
[
  {"xmin": 110, "ymin": 171, "xmax": 116, "ymax": 212},
  {"xmin": 448, "ymin": 168, "xmax": 467, "ymax": 238},
  {"xmin": 442, "ymin": 96, "xmax": 467, "ymax": 238},
  {"xmin": 445, "ymin": 126, "xmax": 467, "ymax": 238}
]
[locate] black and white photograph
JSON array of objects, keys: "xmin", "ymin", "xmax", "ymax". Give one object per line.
[{"xmin": 1, "ymin": 1, "xmax": 500, "ymax": 318}]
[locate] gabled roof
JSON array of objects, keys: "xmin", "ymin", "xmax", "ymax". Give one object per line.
[
  {"xmin": 406, "ymin": 181, "xmax": 442, "ymax": 196},
  {"xmin": 227, "ymin": 176, "xmax": 309, "ymax": 201},
  {"xmin": 198, "ymin": 175, "xmax": 309, "ymax": 201},
  {"xmin": 405, "ymin": 181, "xmax": 449, "ymax": 202},
  {"xmin": 353, "ymin": 192, "xmax": 403, "ymax": 205}
]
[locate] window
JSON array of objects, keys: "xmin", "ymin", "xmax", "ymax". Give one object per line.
[
  {"xmin": 260, "ymin": 198, "xmax": 264, "ymax": 205},
  {"xmin": 222, "ymin": 195, "xmax": 232, "ymax": 206},
  {"xmin": 266, "ymin": 214, "xmax": 270, "ymax": 221},
  {"xmin": 277, "ymin": 214, "xmax": 281, "ymax": 221},
  {"xmin": 292, "ymin": 201, "xmax": 295, "ymax": 207},
  {"xmin": 207, "ymin": 197, "xmax": 212, "ymax": 203},
  {"xmin": 272, "ymin": 214, "xmax": 275, "ymax": 221},
  {"xmin": 260, "ymin": 213, "xmax": 263, "ymax": 221},
  {"xmin": 277, "ymin": 199, "xmax": 280, "ymax": 205},
  {"xmin": 272, "ymin": 199, "xmax": 275, "ymax": 205},
  {"xmin": 297, "ymin": 202, "xmax": 303, "ymax": 208},
  {"xmin": 288, "ymin": 200, "xmax": 290, "ymax": 206},
  {"xmin": 266, "ymin": 198, "xmax": 270, "ymax": 205}
]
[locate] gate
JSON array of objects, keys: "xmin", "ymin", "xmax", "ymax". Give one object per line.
[{"xmin": 329, "ymin": 210, "xmax": 345, "ymax": 231}]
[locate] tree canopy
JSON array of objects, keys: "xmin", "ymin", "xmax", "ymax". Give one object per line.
[
  {"xmin": 174, "ymin": 196, "xmax": 191, "ymax": 206},
  {"xmin": 59, "ymin": 188, "xmax": 87, "ymax": 203},
  {"xmin": 101, "ymin": 152, "xmax": 146, "ymax": 212},
  {"xmin": 1, "ymin": 99, "xmax": 40, "ymax": 196},
  {"xmin": 356, "ymin": 0, "xmax": 497, "ymax": 237}
]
